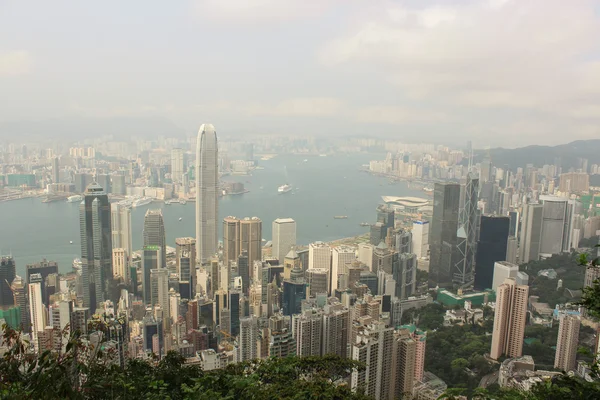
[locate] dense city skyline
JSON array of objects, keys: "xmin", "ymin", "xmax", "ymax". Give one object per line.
[
  {"xmin": 2, "ymin": 1, "xmax": 600, "ymax": 398},
  {"xmin": 0, "ymin": 129, "xmax": 599, "ymax": 398}
]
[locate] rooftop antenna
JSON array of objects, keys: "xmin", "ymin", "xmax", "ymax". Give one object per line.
[{"xmin": 467, "ymin": 141, "xmax": 474, "ymax": 172}]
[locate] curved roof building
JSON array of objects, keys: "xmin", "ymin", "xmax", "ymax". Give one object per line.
[{"xmin": 381, "ymin": 196, "xmax": 430, "ymax": 208}]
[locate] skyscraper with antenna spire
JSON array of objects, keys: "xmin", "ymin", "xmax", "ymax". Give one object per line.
[{"xmin": 195, "ymin": 124, "xmax": 219, "ymax": 264}]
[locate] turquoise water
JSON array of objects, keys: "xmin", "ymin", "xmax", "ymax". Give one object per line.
[{"xmin": 0, "ymin": 153, "xmax": 424, "ymax": 276}]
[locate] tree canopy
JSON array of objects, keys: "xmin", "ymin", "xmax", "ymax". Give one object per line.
[{"xmin": 0, "ymin": 327, "xmax": 367, "ymax": 400}]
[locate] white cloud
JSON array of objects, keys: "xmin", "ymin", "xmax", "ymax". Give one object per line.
[
  {"xmin": 321, "ymin": 0, "xmax": 600, "ymax": 119},
  {"xmin": 191, "ymin": 0, "xmax": 340, "ymax": 23},
  {"xmin": 0, "ymin": 51, "xmax": 32, "ymax": 76}
]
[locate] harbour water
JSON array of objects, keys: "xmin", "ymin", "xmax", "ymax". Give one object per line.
[{"xmin": 0, "ymin": 153, "xmax": 424, "ymax": 276}]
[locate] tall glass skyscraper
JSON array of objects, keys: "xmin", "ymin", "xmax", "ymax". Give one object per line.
[
  {"xmin": 196, "ymin": 123, "xmax": 219, "ymax": 264},
  {"xmin": 429, "ymin": 182, "xmax": 460, "ymax": 288},
  {"xmin": 143, "ymin": 209, "xmax": 166, "ymax": 269},
  {"xmin": 79, "ymin": 182, "xmax": 113, "ymax": 309},
  {"xmin": 0, "ymin": 256, "xmax": 16, "ymax": 308},
  {"xmin": 454, "ymin": 172, "xmax": 479, "ymax": 285},
  {"xmin": 474, "ymin": 215, "xmax": 510, "ymax": 291}
]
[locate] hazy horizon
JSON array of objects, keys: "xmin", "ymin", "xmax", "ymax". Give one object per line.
[{"xmin": 2, "ymin": 0, "xmax": 600, "ymax": 147}]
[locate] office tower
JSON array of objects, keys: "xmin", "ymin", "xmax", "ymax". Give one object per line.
[
  {"xmin": 11, "ymin": 276, "xmax": 29, "ymax": 330},
  {"xmin": 74, "ymin": 173, "xmax": 93, "ymax": 193},
  {"xmin": 360, "ymin": 271, "xmax": 379, "ymax": 295},
  {"xmin": 358, "ymin": 243, "xmax": 374, "ymax": 270},
  {"xmin": 554, "ymin": 314, "xmax": 580, "ymax": 372},
  {"xmin": 293, "ymin": 309, "xmax": 323, "ymax": 356},
  {"xmin": 474, "ymin": 216, "xmax": 510, "ymax": 291},
  {"xmin": 297, "ymin": 248, "xmax": 309, "ymax": 271},
  {"xmin": 370, "ymin": 222, "xmax": 387, "ymax": 246},
  {"xmin": 283, "ymin": 249, "xmax": 301, "ymax": 280},
  {"xmin": 308, "ymin": 242, "xmax": 331, "ymax": 270},
  {"xmin": 490, "ymin": 278, "xmax": 529, "ymax": 360},
  {"xmin": 372, "ymin": 242, "xmax": 394, "ymax": 274},
  {"xmin": 391, "ymin": 329, "xmax": 416, "ymax": 400},
  {"xmin": 539, "ymin": 196, "xmax": 575, "ymax": 257},
  {"xmin": 223, "ymin": 216, "xmax": 240, "ymax": 264},
  {"xmin": 0, "ymin": 256, "xmax": 16, "ymax": 308},
  {"xmin": 112, "ymin": 248, "xmax": 129, "ymax": 283},
  {"xmin": 508, "ymin": 211, "xmax": 519, "ymax": 237},
  {"xmin": 429, "ymin": 183, "xmax": 460, "ymax": 288},
  {"xmin": 506, "ymin": 236, "xmax": 518, "ymax": 265},
  {"xmin": 480, "ymin": 154, "xmax": 492, "ymax": 184},
  {"xmin": 175, "ymin": 237, "xmax": 196, "ymax": 275},
  {"xmin": 151, "ymin": 268, "xmax": 170, "ymax": 320},
  {"xmin": 228, "ymin": 290, "xmax": 241, "ymax": 337},
  {"xmin": 411, "ymin": 220, "xmax": 429, "ymax": 259},
  {"xmin": 395, "ymin": 229, "xmax": 412, "ymax": 253},
  {"xmin": 351, "ymin": 322, "xmax": 394, "ymax": 400},
  {"xmin": 240, "ymin": 217, "xmax": 262, "ymax": 267},
  {"xmin": 26, "ymin": 259, "xmax": 59, "ymax": 305},
  {"xmin": 111, "ymin": 203, "xmax": 132, "ymax": 257},
  {"xmin": 322, "ymin": 300, "xmax": 350, "ymax": 358},
  {"xmin": 237, "ymin": 251, "xmax": 250, "ymax": 296},
  {"xmin": 376, "ymin": 204, "xmax": 395, "ymax": 239},
  {"xmin": 51, "ymin": 156, "xmax": 59, "ymax": 183},
  {"xmin": 331, "ymin": 246, "xmax": 356, "ymax": 294},
  {"xmin": 393, "ymin": 253, "xmax": 417, "ymax": 300},
  {"xmin": 96, "ymin": 174, "xmax": 112, "ymax": 194},
  {"xmin": 142, "ymin": 312, "xmax": 163, "ymax": 354},
  {"xmin": 282, "ymin": 270, "xmax": 306, "ymax": 316},
  {"xmin": 171, "ymin": 148, "xmax": 184, "ymax": 183},
  {"xmin": 28, "ymin": 282, "xmax": 45, "ymax": 344},
  {"xmin": 112, "ymin": 174, "xmax": 126, "ymax": 195},
  {"xmin": 80, "ymin": 182, "xmax": 113, "ymax": 309},
  {"xmin": 519, "ymin": 203, "xmax": 543, "ymax": 263},
  {"xmin": 272, "ymin": 218, "xmax": 296, "ymax": 263},
  {"xmin": 143, "ymin": 209, "xmax": 167, "ymax": 269},
  {"xmin": 142, "ymin": 246, "xmax": 162, "ymax": 305},
  {"xmin": 455, "ymin": 173, "xmax": 479, "ymax": 285},
  {"xmin": 559, "ymin": 172, "xmax": 589, "ymax": 193},
  {"xmin": 235, "ymin": 316, "xmax": 259, "ymax": 362},
  {"xmin": 491, "ymin": 261, "xmax": 519, "ymax": 292},
  {"xmin": 196, "ymin": 123, "xmax": 219, "ymax": 264},
  {"xmin": 306, "ymin": 268, "xmax": 329, "ymax": 297}
]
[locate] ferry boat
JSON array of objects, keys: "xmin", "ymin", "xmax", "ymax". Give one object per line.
[
  {"xmin": 67, "ymin": 195, "xmax": 83, "ymax": 203},
  {"xmin": 334, "ymin": 215, "xmax": 348, "ymax": 219},
  {"xmin": 278, "ymin": 184, "xmax": 292, "ymax": 194},
  {"xmin": 360, "ymin": 222, "xmax": 370, "ymax": 226},
  {"xmin": 132, "ymin": 197, "xmax": 152, "ymax": 208}
]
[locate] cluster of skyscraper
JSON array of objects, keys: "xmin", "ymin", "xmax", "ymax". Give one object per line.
[{"xmin": 3, "ymin": 132, "xmax": 600, "ymax": 397}]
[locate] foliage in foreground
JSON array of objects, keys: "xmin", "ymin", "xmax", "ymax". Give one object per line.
[{"xmin": 0, "ymin": 327, "xmax": 366, "ymax": 400}]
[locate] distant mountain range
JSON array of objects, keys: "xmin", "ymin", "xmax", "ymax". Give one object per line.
[{"xmin": 474, "ymin": 140, "xmax": 600, "ymax": 172}]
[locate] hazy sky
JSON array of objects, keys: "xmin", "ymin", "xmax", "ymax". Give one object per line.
[{"xmin": 1, "ymin": 0, "xmax": 600, "ymax": 147}]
